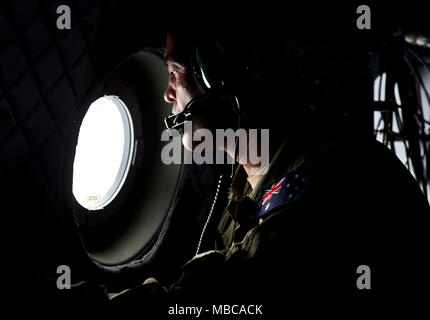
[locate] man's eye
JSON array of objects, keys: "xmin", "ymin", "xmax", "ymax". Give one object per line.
[{"xmin": 170, "ymin": 70, "xmax": 178, "ymax": 76}]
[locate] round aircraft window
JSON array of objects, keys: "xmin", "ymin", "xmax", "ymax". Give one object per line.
[{"xmin": 73, "ymin": 95, "xmax": 134, "ymax": 211}]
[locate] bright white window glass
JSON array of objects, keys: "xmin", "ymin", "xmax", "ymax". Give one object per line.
[
  {"xmin": 373, "ymin": 111, "xmax": 383, "ymax": 143},
  {"xmin": 73, "ymin": 96, "xmax": 134, "ymax": 210},
  {"xmin": 372, "ymin": 78, "xmax": 415, "ymax": 177},
  {"xmin": 419, "ymin": 66, "xmax": 430, "ymax": 133},
  {"xmin": 373, "ymin": 74, "xmax": 381, "ymax": 101},
  {"xmin": 394, "ymin": 82, "xmax": 402, "ymax": 106},
  {"xmin": 373, "ymin": 72, "xmax": 386, "ymax": 102}
]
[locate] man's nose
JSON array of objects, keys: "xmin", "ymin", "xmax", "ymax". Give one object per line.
[{"xmin": 164, "ymin": 82, "xmax": 176, "ymax": 103}]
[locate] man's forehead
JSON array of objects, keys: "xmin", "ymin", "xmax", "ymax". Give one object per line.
[
  {"xmin": 164, "ymin": 51, "xmax": 186, "ymax": 69},
  {"xmin": 164, "ymin": 32, "xmax": 194, "ymax": 66}
]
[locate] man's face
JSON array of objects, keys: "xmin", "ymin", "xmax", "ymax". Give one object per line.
[
  {"xmin": 163, "ymin": 33, "xmax": 205, "ymax": 150},
  {"xmin": 163, "ymin": 33, "xmax": 201, "ymax": 114}
]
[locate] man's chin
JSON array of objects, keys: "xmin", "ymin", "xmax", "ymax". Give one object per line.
[
  {"xmin": 181, "ymin": 133, "xmax": 194, "ymax": 151},
  {"xmin": 182, "ymin": 134, "xmax": 210, "ymax": 152}
]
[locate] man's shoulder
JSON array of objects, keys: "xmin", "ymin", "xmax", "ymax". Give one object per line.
[
  {"xmin": 255, "ymin": 136, "xmax": 428, "ymax": 219},
  {"xmin": 253, "ymin": 137, "xmax": 351, "ymax": 219},
  {"xmin": 255, "ymin": 160, "xmax": 310, "ymax": 220}
]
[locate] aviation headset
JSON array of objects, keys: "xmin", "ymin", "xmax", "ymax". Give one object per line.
[
  {"xmin": 163, "ymin": 37, "xmax": 265, "ymax": 180},
  {"xmin": 163, "ymin": 38, "xmax": 259, "ymax": 133},
  {"xmin": 163, "ymin": 38, "xmax": 262, "ymax": 253}
]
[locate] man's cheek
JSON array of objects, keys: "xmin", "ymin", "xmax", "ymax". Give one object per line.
[
  {"xmin": 181, "ymin": 119, "xmax": 198, "ymax": 151},
  {"xmin": 181, "ymin": 116, "xmax": 209, "ymax": 151},
  {"xmin": 177, "ymin": 89, "xmax": 194, "ymax": 112},
  {"xmin": 181, "ymin": 131, "xmax": 193, "ymax": 151}
]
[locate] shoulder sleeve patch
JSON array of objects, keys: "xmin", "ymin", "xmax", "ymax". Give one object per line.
[{"xmin": 256, "ymin": 163, "xmax": 310, "ymax": 219}]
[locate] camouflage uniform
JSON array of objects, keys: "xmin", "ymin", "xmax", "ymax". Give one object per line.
[
  {"xmin": 173, "ymin": 136, "xmax": 430, "ymax": 314},
  {"xmin": 113, "ymin": 136, "xmax": 430, "ymax": 317}
]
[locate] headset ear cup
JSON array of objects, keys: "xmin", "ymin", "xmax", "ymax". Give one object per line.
[
  {"xmin": 195, "ymin": 48, "xmax": 212, "ymax": 90},
  {"xmin": 195, "ymin": 40, "xmax": 231, "ymax": 90},
  {"xmin": 195, "ymin": 38, "xmax": 259, "ymax": 94},
  {"xmin": 191, "ymin": 62, "xmax": 208, "ymax": 93}
]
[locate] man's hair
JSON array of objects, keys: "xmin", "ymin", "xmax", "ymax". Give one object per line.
[
  {"xmin": 166, "ymin": 29, "xmax": 304, "ymax": 127},
  {"xmin": 166, "ymin": 28, "xmax": 370, "ymax": 147}
]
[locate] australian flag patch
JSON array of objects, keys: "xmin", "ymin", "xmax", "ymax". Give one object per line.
[{"xmin": 256, "ymin": 163, "xmax": 310, "ymax": 219}]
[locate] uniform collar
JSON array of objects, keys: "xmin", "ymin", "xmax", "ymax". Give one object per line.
[
  {"xmin": 226, "ymin": 133, "xmax": 343, "ymax": 229},
  {"xmin": 228, "ymin": 134, "xmax": 330, "ymax": 206},
  {"xmin": 227, "ymin": 138, "xmax": 296, "ymax": 218}
]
